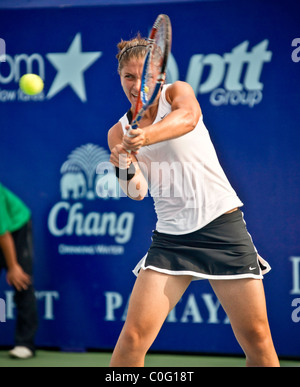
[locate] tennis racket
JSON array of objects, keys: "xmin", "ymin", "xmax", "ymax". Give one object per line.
[
  {"xmin": 130, "ymin": 14, "xmax": 172, "ymax": 131},
  {"xmin": 116, "ymin": 15, "xmax": 171, "ymax": 180}
]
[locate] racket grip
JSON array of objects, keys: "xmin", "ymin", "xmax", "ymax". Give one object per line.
[
  {"xmin": 126, "ymin": 126, "xmax": 135, "ymax": 137},
  {"xmin": 126, "ymin": 126, "xmax": 133, "ymax": 153}
]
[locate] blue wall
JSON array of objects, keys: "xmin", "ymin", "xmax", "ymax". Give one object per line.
[
  {"xmin": 0, "ymin": 0, "xmax": 300, "ymax": 356},
  {"xmin": 0, "ymin": 0, "xmax": 207, "ymax": 8}
]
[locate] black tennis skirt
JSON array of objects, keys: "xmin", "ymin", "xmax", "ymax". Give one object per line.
[{"xmin": 133, "ymin": 209, "xmax": 271, "ymax": 280}]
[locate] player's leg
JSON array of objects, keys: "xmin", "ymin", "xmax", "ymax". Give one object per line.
[
  {"xmin": 110, "ymin": 269, "xmax": 192, "ymax": 367},
  {"xmin": 209, "ymin": 278, "xmax": 279, "ymax": 367}
]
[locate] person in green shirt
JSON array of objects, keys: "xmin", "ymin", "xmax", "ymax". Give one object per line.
[{"xmin": 0, "ymin": 183, "xmax": 38, "ymax": 359}]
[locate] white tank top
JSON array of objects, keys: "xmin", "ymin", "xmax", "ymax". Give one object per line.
[{"xmin": 119, "ymin": 84, "xmax": 243, "ymax": 235}]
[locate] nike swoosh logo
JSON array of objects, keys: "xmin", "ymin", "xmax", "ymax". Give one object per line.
[
  {"xmin": 249, "ymin": 266, "xmax": 257, "ymax": 271},
  {"xmin": 161, "ymin": 113, "xmax": 167, "ymax": 120}
]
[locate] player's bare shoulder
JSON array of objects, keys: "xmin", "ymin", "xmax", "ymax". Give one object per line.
[{"xmin": 165, "ymin": 81, "xmax": 196, "ymax": 104}]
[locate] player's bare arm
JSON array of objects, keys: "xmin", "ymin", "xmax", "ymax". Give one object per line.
[
  {"xmin": 122, "ymin": 81, "xmax": 202, "ymax": 152},
  {"xmin": 108, "ymin": 122, "xmax": 148, "ymax": 200}
]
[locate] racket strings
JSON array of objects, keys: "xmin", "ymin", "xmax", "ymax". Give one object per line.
[
  {"xmin": 132, "ymin": 14, "xmax": 171, "ymax": 124},
  {"xmin": 144, "ymin": 21, "xmax": 167, "ymax": 103}
]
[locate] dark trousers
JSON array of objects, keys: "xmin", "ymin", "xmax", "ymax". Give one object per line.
[{"xmin": 0, "ymin": 220, "xmax": 38, "ymax": 352}]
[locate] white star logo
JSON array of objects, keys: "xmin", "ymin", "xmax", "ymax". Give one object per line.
[{"xmin": 46, "ymin": 33, "xmax": 102, "ymax": 102}]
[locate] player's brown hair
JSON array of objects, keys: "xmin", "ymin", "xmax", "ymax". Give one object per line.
[{"xmin": 116, "ymin": 34, "xmax": 148, "ymax": 74}]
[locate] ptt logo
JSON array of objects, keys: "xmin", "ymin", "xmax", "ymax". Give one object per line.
[{"xmin": 185, "ymin": 40, "xmax": 272, "ymax": 108}]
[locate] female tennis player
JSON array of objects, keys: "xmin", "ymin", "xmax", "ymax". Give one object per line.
[{"xmin": 107, "ymin": 36, "xmax": 280, "ymax": 367}]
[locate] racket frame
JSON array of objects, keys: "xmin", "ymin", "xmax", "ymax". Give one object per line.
[{"xmin": 131, "ymin": 14, "xmax": 172, "ymax": 130}]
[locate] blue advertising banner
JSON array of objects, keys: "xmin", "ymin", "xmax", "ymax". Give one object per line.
[{"xmin": 0, "ymin": 1, "xmax": 300, "ymax": 357}]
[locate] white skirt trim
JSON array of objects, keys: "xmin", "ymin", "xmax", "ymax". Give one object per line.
[{"xmin": 132, "ymin": 253, "xmax": 270, "ymax": 281}]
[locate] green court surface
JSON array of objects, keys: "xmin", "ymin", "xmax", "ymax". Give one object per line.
[{"xmin": 0, "ymin": 350, "xmax": 299, "ymax": 367}]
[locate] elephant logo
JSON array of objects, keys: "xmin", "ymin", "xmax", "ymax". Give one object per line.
[
  {"xmin": 60, "ymin": 143, "xmax": 118, "ymax": 200},
  {"xmin": 61, "ymin": 172, "xmax": 86, "ymax": 200}
]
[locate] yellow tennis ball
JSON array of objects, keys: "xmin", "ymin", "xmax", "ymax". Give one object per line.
[
  {"xmin": 144, "ymin": 86, "xmax": 149, "ymax": 93},
  {"xmin": 19, "ymin": 74, "xmax": 44, "ymax": 95}
]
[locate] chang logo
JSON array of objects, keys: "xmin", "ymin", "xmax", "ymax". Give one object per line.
[
  {"xmin": 60, "ymin": 143, "xmax": 119, "ymax": 200},
  {"xmin": 47, "ymin": 143, "xmax": 134, "ymax": 245}
]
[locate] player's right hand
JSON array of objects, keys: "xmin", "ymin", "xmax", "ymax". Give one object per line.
[{"xmin": 110, "ymin": 143, "xmax": 133, "ymax": 169}]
